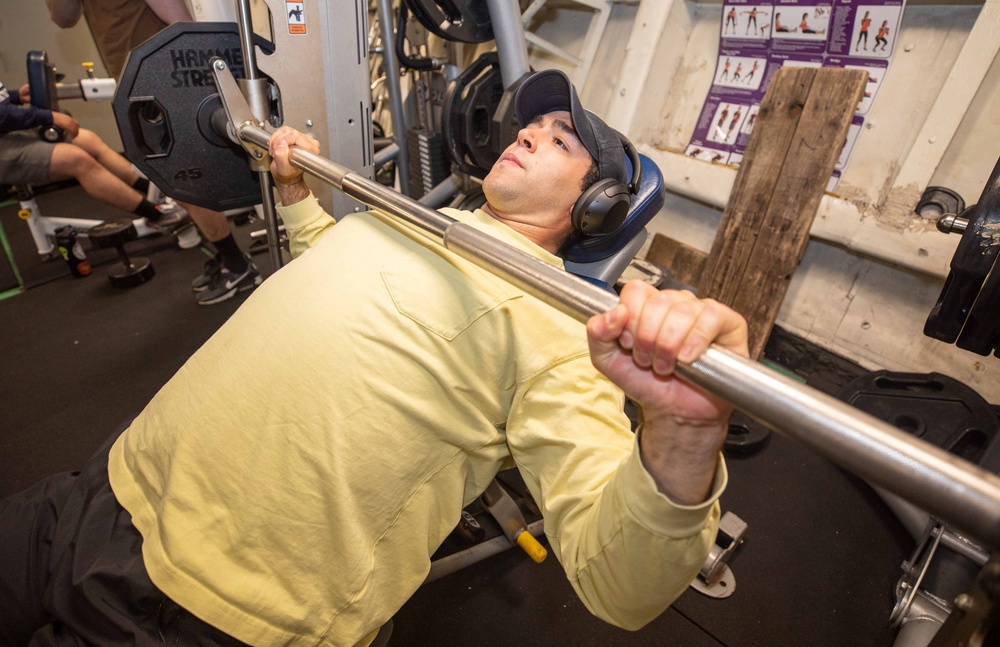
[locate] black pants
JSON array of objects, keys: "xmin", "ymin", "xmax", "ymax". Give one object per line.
[{"xmin": 0, "ymin": 427, "xmax": 248, "ymax": 647}]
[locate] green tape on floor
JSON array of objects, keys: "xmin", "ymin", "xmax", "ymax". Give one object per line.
[
  {"xmin": 0, "ymin": 286, "xmax": 24, "ymax": 301},
  {"xmin": 0, "ymin": 216, "xmax": 25, "ymax": 300}
]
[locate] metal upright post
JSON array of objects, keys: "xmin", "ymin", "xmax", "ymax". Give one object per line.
[
  {"xmin": 375, "ymin": 0, "xmax": 410, "ymax": 195},
  {"xmin": 487, "ymin": 0, "xmax": 531, "ymax": 88},
  {"xmin": 235, "ymin": 0, "xmax": 284, "ymax": 271}
]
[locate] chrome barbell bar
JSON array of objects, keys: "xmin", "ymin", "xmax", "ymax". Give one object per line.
[{"xmin": 213, "ymin": 60, "xmax": 1000, "ymax": 552}]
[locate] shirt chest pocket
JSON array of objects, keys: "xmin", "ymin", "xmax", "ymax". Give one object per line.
[{"xmin": 381, "ymin": 250, "xmax": 520, "ymax": 341}]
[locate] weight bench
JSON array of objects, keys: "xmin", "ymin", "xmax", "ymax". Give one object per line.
[
  {"xmin": 429, "ymin": 153, "xmax": 749, "ymax": 600},
  {"xmin": 563, "ymin": 153, "xmax": 664, "ymax": 290}
]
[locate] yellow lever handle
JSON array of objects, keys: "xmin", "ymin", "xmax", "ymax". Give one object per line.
[{"xmin": 515, "ymin": 530, "xmax": 547, "ymax": 563}]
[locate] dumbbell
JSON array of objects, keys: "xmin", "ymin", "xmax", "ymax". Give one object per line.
[{"xmin": 87, "ymin": 220, "xmax": 155, "ymax": 288}]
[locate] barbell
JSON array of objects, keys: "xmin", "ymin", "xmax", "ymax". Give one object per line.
[
  {"xmin": 203, "ymin": 59, "xmax": 1000, "ymax": 552},
  {"xmin": 111, "ymin": 34, "xmax": 1000, "ymax": 552}
]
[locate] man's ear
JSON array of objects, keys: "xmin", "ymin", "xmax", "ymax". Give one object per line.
[{"xmin": 559, "ymin": 199, "xmax": 578, "ymax": 236}]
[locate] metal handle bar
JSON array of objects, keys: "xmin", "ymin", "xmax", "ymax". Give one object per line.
[{"xmin": 234, "ymin": 121, "xmax": 1000, "ymax": 553}]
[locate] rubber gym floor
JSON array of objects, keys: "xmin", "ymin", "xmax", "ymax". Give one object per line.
[{"xmin": 0, "ymin": 182, "xmax": 918, "ymax": 646}]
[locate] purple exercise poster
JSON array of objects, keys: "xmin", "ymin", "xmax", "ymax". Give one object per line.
[{"xmin": 687, "ymin": 0, "xmax": 904, "ymax": 189}]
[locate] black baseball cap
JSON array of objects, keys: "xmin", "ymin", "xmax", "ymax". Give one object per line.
[{"xmin": 514, "ymin": 69, "xmax": 627, "ymax": 186}]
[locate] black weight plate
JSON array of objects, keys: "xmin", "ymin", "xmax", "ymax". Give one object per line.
[
  {"xmin": 957, "ymin": 254, "xmax": 1000, "ymax": 357},
  {"xmin": 113, "ymin": 22, "xmax": 260, "ymax": 212},
  {"xmin": 404, "ymin": 0, "xmax": 494, "ymax": 44},
  {"xmin": 108, "ymin": 257, "xmax": 155, "ymax": 289},
  {"xmin": 925, "ymin": 154, "xmax": 1000, "ymax": 344},
  {"xmin": 724, "ymin": 411, "xmax": 771, "ymax": 456},
  {"xmin": 837, "ymin": 371, "xmax": 1000, "ymax": 469},
  {"xmin": 489, "ymin": 75, "xmax": 524, "ymax": 167},
  {"xmin": 441, "ymin": 53, "xmax": 506, "ymax": 179}
]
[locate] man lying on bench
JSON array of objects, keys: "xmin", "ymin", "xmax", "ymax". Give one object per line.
[{"xmin": 0, "ymin": 70, "xmax": 748, "ymax": 647}]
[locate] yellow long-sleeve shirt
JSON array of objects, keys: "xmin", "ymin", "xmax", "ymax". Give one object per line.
[{"xmin": 108, "ymin": 194, "xmax": 726, "ymax": 646}]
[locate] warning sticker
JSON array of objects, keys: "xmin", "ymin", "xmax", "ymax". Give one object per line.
[{"xmin": 286, "ymin": 1, "xmax": 306, "ymax": 34}]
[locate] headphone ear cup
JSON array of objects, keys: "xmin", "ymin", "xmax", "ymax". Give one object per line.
[{"xmin": 571, "ymin": 179, "xmax": 632, "ymax": 235}]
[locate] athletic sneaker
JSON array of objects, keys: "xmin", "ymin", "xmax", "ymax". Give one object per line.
[
  {"xmin": 145, "ymin": 203, "xmax": 190, "ymax": 231},
  {"xmin": 191, "ymin": 254, "xmax": 222, "ymax": 292},
  {"xmin": 196, "ymin": 262, "xmax": 262, "ymax": 305},
  {"xmin": 156, "ymin": 196, "xmax": 180, "ymax": 213}
]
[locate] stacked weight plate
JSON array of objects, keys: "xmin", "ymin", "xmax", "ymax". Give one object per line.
[
  {"xmin": 406, "ymin": 128, "xmax": 450, "ymax": 200},
  {"xmin": 925, "ymin": 155, "xmax": 1000, "ymax": 358}
]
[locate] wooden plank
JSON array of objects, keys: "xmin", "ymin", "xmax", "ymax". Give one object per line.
[
  {"xmin": 644, "ymin": 233, "xmax": 708, "ymax": 288},
  {"xmin": 732, "ymin": 68, "xmax": 867, "ymax": 358},
  {"xmin": 698, "ymin": 67, "xmax": 867, "ymax": 358},
  {"xmin": 698, "ymin": 67, "xmax": 816, "ymax": 306}
]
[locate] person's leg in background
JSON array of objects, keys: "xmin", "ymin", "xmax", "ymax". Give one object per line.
[
  {"xmin": 71, "ymin": 129, "xmax": 176, "ymax": 211},
  {"xmin": 180, "ymin": 202, "xmax": 261, "ymax": 305},
  {"xmin": 47, "ymin": 134, "xmax": 184, "ymax": 228},
  {"xmin": 70, "ymin": 129, "xmax": 141, "ymax": 188}
]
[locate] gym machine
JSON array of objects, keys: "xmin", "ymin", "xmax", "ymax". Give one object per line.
[
  {"xmin": 28, "ymin": 55, "xmax": 116, "ymax": 136},
  {"xmin": 113, "ymin": 1, "xmax": 374, "ymax": 273},
  {"xmin": 14, "ymin": 51, "xmax": 200, "ymax": 263},
  {"xmin": 365, "ymin": 0, "xmax": 530, "ymax": 205}
]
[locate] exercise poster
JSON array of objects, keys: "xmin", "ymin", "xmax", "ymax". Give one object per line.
[{"xmin": 686, "ymin": 0, "xmax": 904, "ymax": 190}]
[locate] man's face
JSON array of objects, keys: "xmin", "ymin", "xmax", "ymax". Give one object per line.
[{"xmin": 482, "ymin": 110, "xmax": 594, "ymax": 228}]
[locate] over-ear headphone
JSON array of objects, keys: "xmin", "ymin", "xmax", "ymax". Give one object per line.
[{"xmin": 570, "ymin": 131, "xmax": 642, "ymax": 236}]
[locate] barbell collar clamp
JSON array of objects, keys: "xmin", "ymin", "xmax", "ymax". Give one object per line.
[
  {"xmin": 238, "ymin": 121, "xmax": 271, "ymax": 171},
  {"xmin": 212, "ymin": 59, "xmax": 269, "ymax": 167}
]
